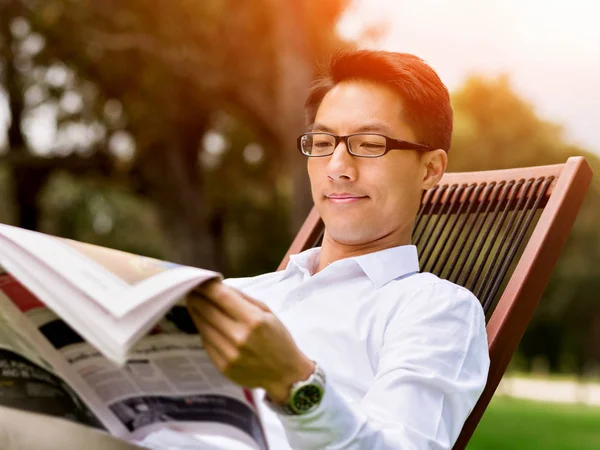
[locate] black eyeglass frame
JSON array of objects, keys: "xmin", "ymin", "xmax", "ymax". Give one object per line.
[{"xmin": 296, "ymin": 132, "xmax": 432, "ymax": 158}]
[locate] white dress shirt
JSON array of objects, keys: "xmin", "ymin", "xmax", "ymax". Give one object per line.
[{"xmin": 224, "ymin": 245, "xmax": 490, "ymax": 450}]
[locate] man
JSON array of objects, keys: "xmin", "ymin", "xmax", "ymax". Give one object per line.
[{"xmin": 188, "ymin": 49, "xmax": 490, "ymax": 450}]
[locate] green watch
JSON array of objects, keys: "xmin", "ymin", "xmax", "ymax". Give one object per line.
[{"xmin": 265, "ymin": 362, "xmax": 326, "ymax": 415}]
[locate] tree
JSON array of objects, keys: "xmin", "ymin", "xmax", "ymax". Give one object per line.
[
  {"xmin": 451, "ymin": 75, "xmax": 600, "ymax": 374},
  {"xmin": 0, "ymin": 0, "xmax": 351, "ymax": 270}
]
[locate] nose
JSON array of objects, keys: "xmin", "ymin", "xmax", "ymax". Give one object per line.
[{"xmin": 326, "ymin": 139, "xmax": 358, "ymax": 181}]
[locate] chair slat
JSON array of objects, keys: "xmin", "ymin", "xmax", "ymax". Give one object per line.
[
  {"xmin": 433, "ymin": 183, "xmax": 481, "ymax": 277},
  {"xmin": 472, "ymin": 179, "xmax": 531, "ymax": 300},
  {"xmin": 414, "ymin": 184, "xmax": 448, "ymax": 246},
  {"xmin": 460, "ymin": 180, "xmax": 517, "ymax": 290},
  {"xmin": 483, "ymin": 177, "xmax": 554, "ymax": 310},
  {"xmin": 478, "ymin": 178, "xmax": 538, "ymax": 308},
  {"xmin": 432, "ymin": 184, "xmax": 472, "ymax": 272},
  {"xmin": 446, "ymin": 182, "xmax": 498, "ymax": 283},
  {"xmin": 414, "ymin": 185, "xmax": 439, "ymax": 231},
  {"xmin": 420, "ymin": 184, "xmax": 461, "ymax": 269}
]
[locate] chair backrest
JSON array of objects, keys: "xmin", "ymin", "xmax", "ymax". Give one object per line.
[{"xmin": 277, "ymin": 156, "xmax": 593, "ymax": 449}]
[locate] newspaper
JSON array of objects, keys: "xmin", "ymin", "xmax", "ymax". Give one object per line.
[
  {"xmin": 0, "ymin": 223, "xmax": 220, "ymax": 364},
  {"xmin": 0, "ymin": 225, "xmax": 269, "ymax": 449}
]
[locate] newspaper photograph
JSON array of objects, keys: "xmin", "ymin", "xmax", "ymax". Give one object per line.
[{"xmin": 0, "ymin": 289, "xmax": 103, "ymax": 428}]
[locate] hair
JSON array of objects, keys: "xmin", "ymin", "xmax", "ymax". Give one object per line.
[{"xmin": 305, "ymin": 50, "xmax": 453, "ymax": 152}]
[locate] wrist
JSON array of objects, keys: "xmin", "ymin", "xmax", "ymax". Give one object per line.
[
  {"xmin": 265, "ymin": 361, "xmax": 326, "ymax": 416},
  {"xmin": 266, "ymin": 356, "xmax": 316, "ymax": 404}
]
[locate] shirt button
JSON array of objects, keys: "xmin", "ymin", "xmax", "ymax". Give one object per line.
[{"xmin": 295, "ymin": 291, "xmax": 304, "ymax": 300}]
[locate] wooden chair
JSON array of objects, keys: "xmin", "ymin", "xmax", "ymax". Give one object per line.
[{"xmin": 277, "ymin": 156, "xmax": 593, "ymax": 449}]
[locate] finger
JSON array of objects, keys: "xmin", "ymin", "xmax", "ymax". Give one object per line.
[
  {"xmin": 192, "ymin": 313, "xmax": 237, "ymax": 362},
  {"xmin": 194, "ymin": 281, "xmax": 262, "ymax": 322},
  {"xmin": 238, "ymin": 291, "xmax": 271, "ymax": 312},
  {"xmin": 187, "ymin": 297, "xmax": 242, "ymax": 344},
  {"xmin": 202, "ymin": 340, "xmax": 227, "ymax": 372},
  {"xmin": 205, "ymin": 281, "xmax": 271, "ymax": 314},
  {"xmin": 194, "ymin": 279, "xmax": 223, "ymax": 297}
]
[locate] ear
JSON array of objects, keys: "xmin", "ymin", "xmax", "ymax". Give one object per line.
[{"xmin": 421, "ymin": 149, "xmax": 447, "ymax": 190}]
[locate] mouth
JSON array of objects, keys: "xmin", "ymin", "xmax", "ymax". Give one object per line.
[{"xmin": 325, "ymin": 193, "xmax": 369, "ymax": 204}]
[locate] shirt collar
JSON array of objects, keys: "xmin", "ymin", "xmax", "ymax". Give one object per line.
[
  {"xmin": 352, "ymin": 245, "xmax": 420, "ymax": 288},
  {"xmin": 284, "ymin": 245, "xmax": 420, "ymax": 288},
  {"xmin": 285, "ymin": 247, "xmax": 321, "ymax": 279}
]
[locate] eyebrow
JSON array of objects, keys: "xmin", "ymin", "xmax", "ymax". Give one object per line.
[
  {"xmin": 308, "ymin": 123, "xmax": 334, "ymax": 133},
  {"xmin": 355, "ymin": 123, "xmax": 393, "ymax": 134},
  {"xmin": 308, "ymin": 122, "xmax": 393, "ymax": 134}
]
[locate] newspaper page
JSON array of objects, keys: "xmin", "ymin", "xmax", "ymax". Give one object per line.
[
  {"xmin": 0, "ymin": 275, "xmax": 103, "ymax": 429},
  {"xmin": 0, "ymin": 224, "xmax": 220, "ymax": 364},
  {"xmin": 25, "ymin": 299, "xmax": 268, "ymax": 449}
]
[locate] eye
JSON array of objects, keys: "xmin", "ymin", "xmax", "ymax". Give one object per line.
[
  {"xmin": 360, "ymin": 142, "xmax": 385, "ymax": 149},
  {"xmin": 350, "ymin": 134, "xmax": 386, "ymax": 153}
]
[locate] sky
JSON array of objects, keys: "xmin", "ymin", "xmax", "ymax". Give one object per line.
[{"xmin": 338, "ymin": 0, "xmax": 600, "ymax": 155}]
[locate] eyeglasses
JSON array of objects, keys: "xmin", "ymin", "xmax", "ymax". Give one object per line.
[{"xmin": 297, "ymin": 132, "xmax": 431, "ymax": 158}]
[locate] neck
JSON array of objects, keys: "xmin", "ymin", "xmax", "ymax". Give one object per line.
[{"xmin": 316, "ymin": 228, "xmax": 412, "ymax": 273}]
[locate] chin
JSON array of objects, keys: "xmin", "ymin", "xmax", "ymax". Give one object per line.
[{"xmin": 325, "ymin": 224, "xmax": 377, "ymax": 246}]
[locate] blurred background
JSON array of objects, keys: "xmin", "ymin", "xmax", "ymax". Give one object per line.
[{"xmin": 0, "ymin": 1, "xmax": 599, "ymax": 448}]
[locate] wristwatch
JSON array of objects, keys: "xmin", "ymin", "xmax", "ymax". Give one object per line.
[{"xmin": 265, "ymin": 362, "xmax": 326, "ymax": 415}]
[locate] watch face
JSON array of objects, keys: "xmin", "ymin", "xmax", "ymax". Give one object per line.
[{"xmin": 292, "ymin": 384, "xmax": 323, "ymax": 413}]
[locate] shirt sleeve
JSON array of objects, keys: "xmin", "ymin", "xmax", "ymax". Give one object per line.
[{"xmin": 274, "ymin": 281, "xmax": 490, "ymax": 450}]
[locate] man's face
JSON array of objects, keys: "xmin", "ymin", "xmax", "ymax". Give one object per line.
[{"xmin": 307, "ymin": 80, "xmax": 431, "ymax": 247}]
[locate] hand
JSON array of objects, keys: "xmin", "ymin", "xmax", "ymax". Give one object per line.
[{"xmin": 187, "ymin": 280, "xmax": 315, "ymax": 403}]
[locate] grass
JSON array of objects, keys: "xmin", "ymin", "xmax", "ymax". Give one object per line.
[{"xmin": 467, "ymin": 397, "xmax": 600, "ymax": 450}]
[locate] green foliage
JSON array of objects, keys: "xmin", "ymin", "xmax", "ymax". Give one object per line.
[
  {"xmin": 201, "ymin": 112, "xmax": 294, "ymax": 276},
  {"xmin": 39, "ymin": 172, "xmax": 168, "ymax": 259}
]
